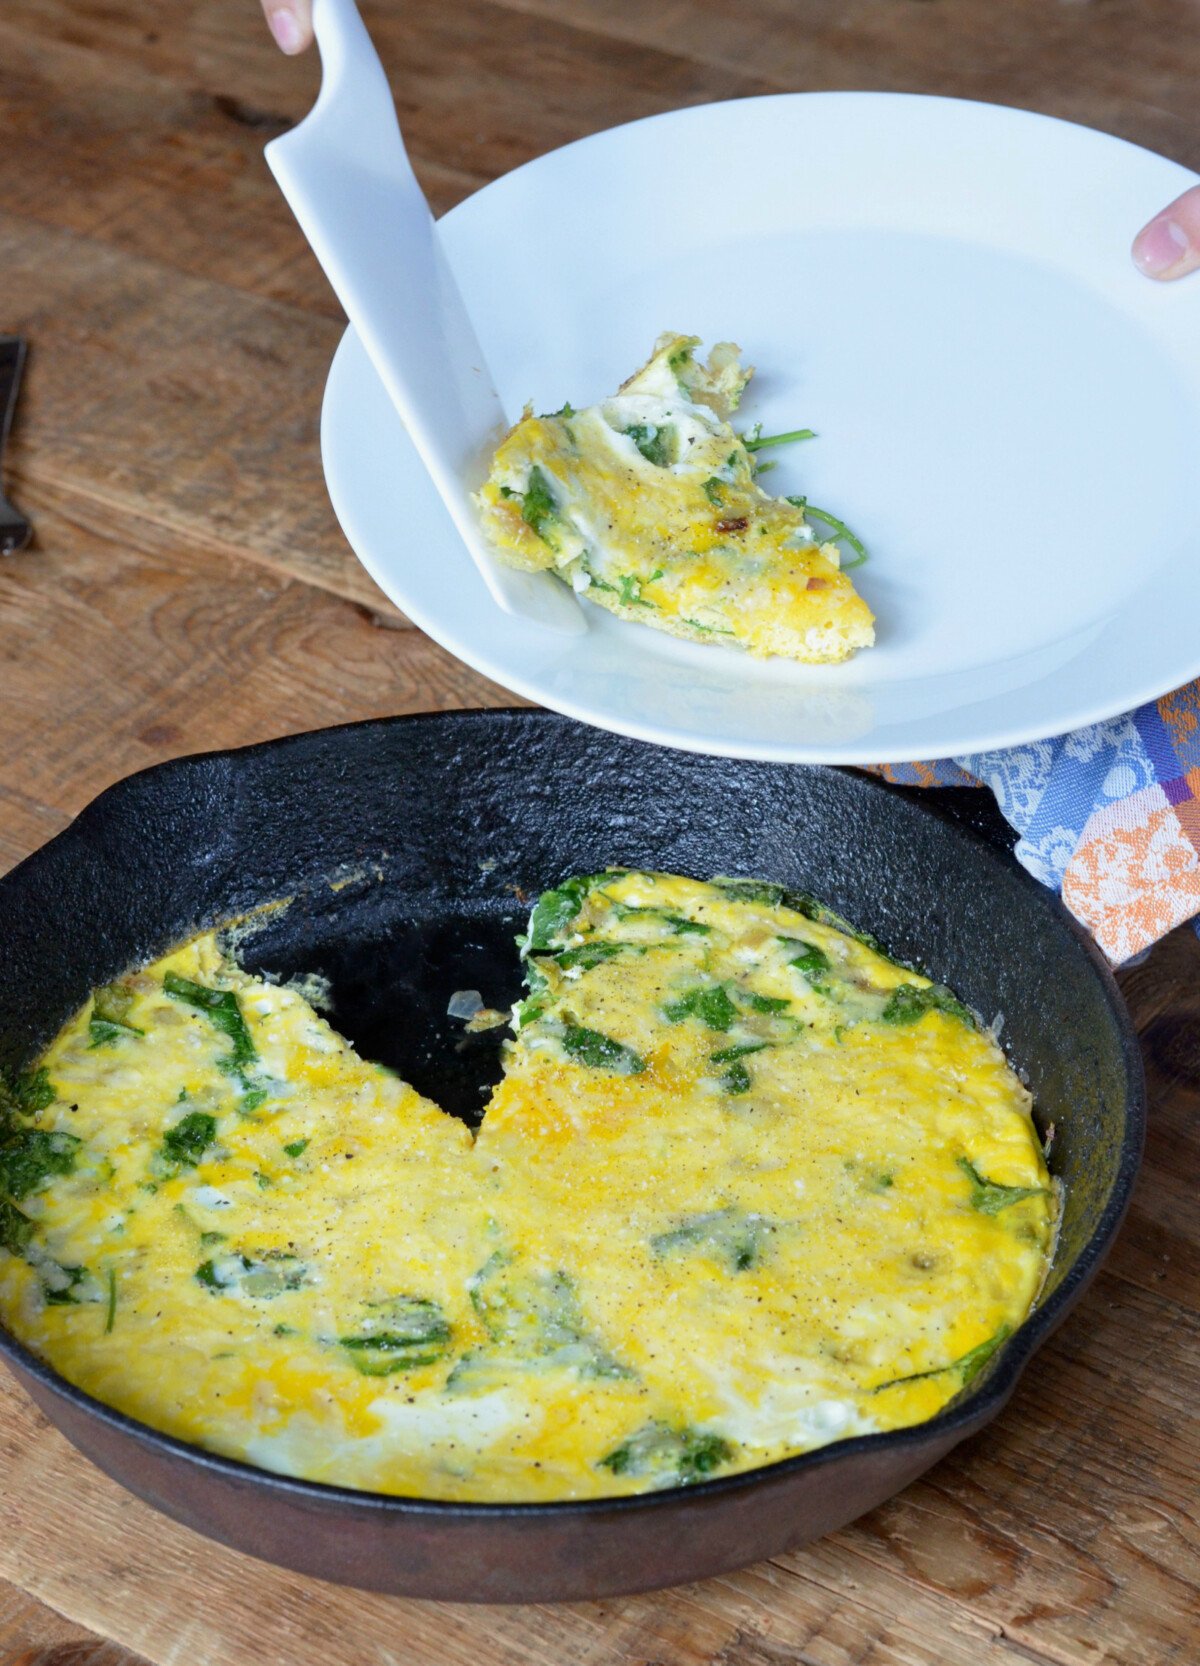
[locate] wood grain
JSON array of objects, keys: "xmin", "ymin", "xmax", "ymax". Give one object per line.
[
  {"xmin": 0, "ymin": 214, "xmax": 383, "ymax": 613},
  {"xmin": 494, "ymin": 0, "xmax": 1200, "ymax": 168},
  {"xmin": 0, "ymin": 489, "xmax": 520, "ymax": 873},
  {"xmin": 0, "ymin": 0, "xmax": 780, "ymax": 204},
  {"xmin": 0, "ymin": 1585, "xmax": 143, "ymax": 1666},
  {"xmin": 0, "ymin": 0, "xmax": 1198, "ymax": 1661}
]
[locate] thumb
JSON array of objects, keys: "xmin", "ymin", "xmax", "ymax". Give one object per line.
[{"xmin": 1132, "ymin": 184, "xmax": 1200, "ymax": 281}]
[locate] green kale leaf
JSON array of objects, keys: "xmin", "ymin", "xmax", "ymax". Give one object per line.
[
  {"xmin": 0, "ymin": 1198, "xmax": 33, "ymax": 1256},
  {"xmin": 561, "ymin": 1024, "xmax": 646, "ymax": 1075},
  {"xmin": 957, "ymin": 1157, "xmax": 1047, "ymax": 1215},
  {"xmin": 710, "ymin": 878, "xmax": 787, "ymax": 907},
  {"xmin": 160, "ymin": 1111, "xmax": 218, "ymax": 1169},
  {"xmin": 662, "ymin": 985, "xmax": 738, "ymax": 1032},
  {"xmin": 623, "ymin": 423, "xmax": 675, "ymax": 467},
  {"xmin": 523, "ymin": 872, "xmax": 614, "ymax": 954},
  {"xmin": 163, "ymin": 973, "xmax": 258, "ymax": 1070},
  {"xmin": 88, "ymin": 983, "xmax": 143, "ymax": 1048},
  {"xmin": 0, "ymin": 1128, "xmax": 81, "ymax": 1200},
  {"xmin": 651, "ymin": 1206, "xmax": 776, "ymax": 1272},
  {"xmin": 340, "ymin": 1296, "xmax": 452, "ymax": 1375},
  {"xmin": 882, "ymin": 983, "xmax": 976, "ymax": 1029},
  {"xmin": 598, "ymin": 1420, "xmax": 732, "ymax": 1485},
  {"xmin": 520, "ymin": 465, "xmax": 558, "ymax": 541}
]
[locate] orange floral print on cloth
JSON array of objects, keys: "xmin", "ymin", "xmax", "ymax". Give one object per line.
[
  {"xmin": 1062, "ymin": 791, "xmax": 1200, "ymax": 963},
  {"xmin": 874, "ymin": 679, "xmax": 1200, "ymax": 964}
]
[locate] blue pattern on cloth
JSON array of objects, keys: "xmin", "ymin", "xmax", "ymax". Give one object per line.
[
  {"xmin": 959, "ymin": 715, "xmax": 1157, "ymax": 890},
  {"xmin": 879, "ymin": 699, "xmax": 1200, "ymax": 960}
]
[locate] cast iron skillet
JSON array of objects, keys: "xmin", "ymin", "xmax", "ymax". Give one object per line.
[{"xmin": 0, "ymin": 710, "xmax": 1143, "ymax": 1603}]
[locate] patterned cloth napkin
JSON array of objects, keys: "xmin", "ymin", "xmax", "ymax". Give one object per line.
[{"xmin": 874, "ymin": 680, "xmax": 1200, "ymax": 965}]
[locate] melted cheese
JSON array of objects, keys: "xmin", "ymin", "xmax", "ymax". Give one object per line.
[
  {"xmin": 0, "ymin": 872, "xmax": 1055, "ymax": 1502},
  {"xmin": 475, "ymin": 334, "xmax": 875, "ymax": 662}
]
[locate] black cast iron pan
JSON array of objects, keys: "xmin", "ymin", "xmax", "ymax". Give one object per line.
[{"xmin": 0, "ymin": 709, "xmax": 1144, "ymax": 1602}]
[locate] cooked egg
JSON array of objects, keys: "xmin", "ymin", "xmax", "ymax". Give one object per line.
[
  {"xmin": 0, "ymin": 872, "xmax": 1055, "ymax": 1502},
  {"xmin": 475, "ymin": 334, "xmax": 875, "ymax": 662}
]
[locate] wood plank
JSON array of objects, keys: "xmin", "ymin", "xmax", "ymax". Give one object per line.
[
  {"xmin": 1107, "ymin": 929, "xmax": 1200, "ymax": 1316},
  {"xmin": 487, "ymin": 0, "xmax": 1200, "ymax": 168},
  {"xmin": 0, "ymin": 9, "xmax": 464, "ymax": 317},
  {"xmin": 0, "ymin": 216, "xmax": 385, "ymax": 615},
  {"xmin": 0, "ymin": 489, "xmax": 521, "ymax": 875},
  {"xmin": 0, "ymin": 15, "xmax": 334, "ymax": 318},
  {"xmin": 0, "ymin": 0, "xmax": 779, "ymax": 293},
  {"xmin": 10, "ymin": 0, "xmax": 1197, "ymax": 170},
  {"xmin": 0, "ymin": 1581, "xmax": 144, "ymax": 1666}
]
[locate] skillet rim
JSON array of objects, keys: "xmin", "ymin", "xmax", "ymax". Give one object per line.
[{"xmin": 0, "ymin": 707, "xmax": 1147, "ymax": 1521}]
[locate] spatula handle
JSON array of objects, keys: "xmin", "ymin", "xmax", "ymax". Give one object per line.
[{"xmin": 266, "ymin": 0, "xmax": 586, "ymax": 633}]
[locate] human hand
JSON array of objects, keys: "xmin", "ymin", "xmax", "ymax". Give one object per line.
[
  {"xmin": 261, "ymin": 0, "xmax": 314, "ymax": 54},
  {"xmin": 1132, "ymin": 185, "xmax": 1200, "ymax": 280}
]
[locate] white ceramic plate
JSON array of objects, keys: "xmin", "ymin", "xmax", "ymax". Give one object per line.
[{"xmin": 321, "ymin": 92, "xmax": 1200, "ymax": 764}]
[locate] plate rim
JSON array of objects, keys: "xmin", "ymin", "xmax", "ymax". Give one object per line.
[{"xmin": 321, "ymin": 89, "xmax": 1200, "ymax": 765}]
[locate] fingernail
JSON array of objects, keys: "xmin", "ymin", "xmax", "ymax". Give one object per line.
[
  {"xmin": 1132, "ymin": 215, "xmax": 1190, "ymax": 278},
  {"xmin": 269, "ymin": 5, "xmax": 304, "ymax": 52}
]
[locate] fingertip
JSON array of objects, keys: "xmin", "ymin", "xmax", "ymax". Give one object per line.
[
  {"xmin": 264, "ymin": 2, "xmax": 311, "ymax": 54},
  {"xmin": 1132, "ymin": 217, "xmax": 1192, "ymax": 280},
  {"xmin": 1132, "ymin": 185, "xmax": 1200, "ymax": 281}
]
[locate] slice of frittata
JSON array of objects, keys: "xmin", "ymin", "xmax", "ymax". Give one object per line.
[{"xmin": 474, "ymin": 333, "xmax": 875, "ymax": 662}]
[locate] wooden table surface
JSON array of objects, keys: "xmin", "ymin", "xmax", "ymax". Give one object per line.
[{"xmin": 1, "ymin": 2, "xmax": 1198, "ymax": 1662}]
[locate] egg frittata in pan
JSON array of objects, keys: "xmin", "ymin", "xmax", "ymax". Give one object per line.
[
  {"xmin": 0, "ymin": 872, "xmax": 1056, "ymax": 1502},
  {"xmin": 475, "ymin": 335, "xmax": 876, "ymax": 662}
]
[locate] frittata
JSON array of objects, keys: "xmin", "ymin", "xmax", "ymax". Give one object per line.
[
  {"xmin": 475, "ymin": 335, "xmax": 876, "ymax": 662},
  {"xmin": 0, "ymin": 871, "xmax": 1056, "ymax": 1502}
]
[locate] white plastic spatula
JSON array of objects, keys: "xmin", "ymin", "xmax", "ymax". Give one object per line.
[{"xmin": 265, "ymin": 0, "xmax": 586, "ymax": 633}]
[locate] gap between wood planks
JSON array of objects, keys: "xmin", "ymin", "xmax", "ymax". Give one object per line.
[
  {"xmin": 482, "ymin": 0, "xmax": 1200, "ymax": 169},
  {"xmin": 0, "ymin": 1580, "xmax": 140, "ymax": 1666},
  {"xmin": 780, "ymin": 1515, "xmax": 1112, "ymax": 1666},
  {"xmin": 762, "ymin": 1557, "xmax": 1077, "ymax": 1666},
  {"xmin": 6, "ymin": 469, "xmax": 410, "ymax": 628},
  {"xmin": 0, "ymin": 492, "xmax": 524, "ymax": 877}
]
